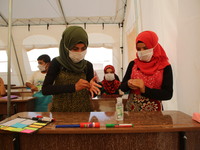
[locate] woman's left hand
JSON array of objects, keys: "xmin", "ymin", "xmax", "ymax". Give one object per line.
[{"xmin": 89, "ymin": 76, "xmax": 102, "ymax": 97}]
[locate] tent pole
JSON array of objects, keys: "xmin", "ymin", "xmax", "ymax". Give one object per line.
[
  {"xmin": 120, "ymin": 23, "xmax": 124, "ymax": 78},
  {"xmin": 58, "ymin": 0, "xmax": 68, "ymax": 26},
  {"xmin": 7, "ymin": 0, "xmax": 13, "ymax": 117}
]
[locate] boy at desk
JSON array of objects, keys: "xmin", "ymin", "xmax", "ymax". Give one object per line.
[{"xmin": 26, "ymin": 54, "xmax": 52, "ymax": 112}]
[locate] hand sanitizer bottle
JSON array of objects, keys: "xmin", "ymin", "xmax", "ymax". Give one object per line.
[{"xmin": 116, "ymin": 97, "xmax": 124, "ymax": 121}]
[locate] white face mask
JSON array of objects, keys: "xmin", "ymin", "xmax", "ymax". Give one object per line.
[
  {"xmin": 37, "ymin": 64, "xmax": 46, "ymax": 72},
  {"xmin": 69, "ymin": 50, "xmax": 87, "ymax": 63},
  {"xmin": 137, "ymin": 48, "xmax": 153, "ymax": 62},
  {"xmin": 105, "ymin": 73, "xmax": 115, "ymax": 81}
]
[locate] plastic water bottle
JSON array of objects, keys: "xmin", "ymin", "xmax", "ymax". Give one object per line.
[{"xmin": 116, "ymin": 97, "xmax": 124, "ymax": 121}]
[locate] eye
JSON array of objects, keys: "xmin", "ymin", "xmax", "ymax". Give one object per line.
[
  {"xmin": 82, "ymin": 47, "xmax": 87, "ymax": 51},
  {"xmin": 137, "ymin": 47, "xmax": 148, "ymax": 51},
  {"xmin": 71, "ymin": 47, "xmax": 78, "ymax": 51}
]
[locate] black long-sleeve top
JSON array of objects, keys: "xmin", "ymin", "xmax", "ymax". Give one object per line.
[
  {"xmin": 120, "ymin": 61, "xmax": 173, "ymax": 100},
  {"xmin": 42, "ymin": 58, "xmax": 94, "ymax": 95}
]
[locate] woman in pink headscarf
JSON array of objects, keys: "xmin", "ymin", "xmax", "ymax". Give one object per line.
[{"xmin": 120, "ymin": 31, "xmax": 173, "ymax": 111}]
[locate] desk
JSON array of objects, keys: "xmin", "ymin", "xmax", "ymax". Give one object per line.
[
  {"xmin": 4, "ymin": 84, "xmax": 16, "ymax": 89},
  {"xmin": 0, "ymin": 96, "xmax": 36, "ymax": 115},
  {"xmin": 0, "ymin": 111, "xmax": 200, "ymax": 150},
  {"xmin": 9, "ymin": 88, "xmax": 33, "ymax": 96},
  {"xmin": 10, "ymin": 86, "xmax": 27, "ymax": 89}
]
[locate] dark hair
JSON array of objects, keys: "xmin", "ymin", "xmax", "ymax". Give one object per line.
[
  {"xmin": 37, "ymin": 54, "xmax": 51, "ymax": 63},
  {"xmin": 137, "ymin": 41, "xmax": 144, "ymax": 43}
]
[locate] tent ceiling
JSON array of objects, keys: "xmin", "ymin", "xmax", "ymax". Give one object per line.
[{"xmin": 0, "ymin": 0, "xmax": 127, "ymax": 27}]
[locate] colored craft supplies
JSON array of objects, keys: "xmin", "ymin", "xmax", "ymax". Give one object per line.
[{"xmin": 55, "ymin": 123, "xmax": 134, "ymax": 128}]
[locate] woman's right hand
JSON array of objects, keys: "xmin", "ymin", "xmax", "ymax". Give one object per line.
[
  {"xmin": 75, "ymin": 79, "xmax": 90, "ymax": 91},
  {"xmin": 128, "ymin": 79, "xmax": 145, "ymax": 93}
]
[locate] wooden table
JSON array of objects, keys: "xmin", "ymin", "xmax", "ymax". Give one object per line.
[
  {"xmin": 0, "ymin": 111, "xmax": 200, "ymax": 150},
  {"xmin": 0, "ymin": 96, "xmax": 36, "ymax": 115},
  {"xmin": 4, "ymin": 84, "xmax": 17, "ymax": 89},
  {"xmin": 10, "ymin": 86, "xmax": 27, "ymax": 89},
  {"xmin": 9, "ymin": 88, "xmax": 33, "ymax": 96}
]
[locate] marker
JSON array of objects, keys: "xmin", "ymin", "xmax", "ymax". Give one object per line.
[
  {"xmin": 56, "ymin": 124, "xmax": 80, "ymax": 128},
  {"xmin": 106, "ymin": 124, "xmax": 134, "ymax": 128}
]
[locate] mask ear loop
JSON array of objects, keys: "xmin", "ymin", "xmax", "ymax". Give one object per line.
[
  {"xmin": 64, "ymin": 44, "xmax": 70, "ymax": 52},
  {"xmin": 153, "ymin": 43, "xmax": 159, "ymax": 49}
]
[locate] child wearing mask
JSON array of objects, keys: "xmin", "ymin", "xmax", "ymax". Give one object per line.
[
  {"xmin": 99, "ymin": 65, "xmax": 122, "ymax": 95},
  {"xmin": 26, "ymin": 54, "xmax": 52, "ymax": 112}
]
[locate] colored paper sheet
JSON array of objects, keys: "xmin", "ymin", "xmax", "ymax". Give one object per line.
[
  {"xmin": 24, "ymin": 127, "xmax": 38, "ymax": 130},
  {"xmin": 0, "ymin": 126, "xmax": 8, "ymax": 130},
  {"xmin": 11, "ymin": 123, "xmax": 28, "ymax": 128},
  {"xmin": 28, "ymin": 124, "xmax": 43, "ymax": 128},
  {"xmin": 33, "ymin": 122, "xmax": 47, "ymax": 126},
  {"xmin": 21, "ymin": 129, "xmax": 35, "ymax": 133},
  {"xmin": 11, "ymin": 128, "xmax": 24, "ymax": 132},
  {"xmin": 4, "ymin": 127, "xmax": 16, "ymax": 131}
]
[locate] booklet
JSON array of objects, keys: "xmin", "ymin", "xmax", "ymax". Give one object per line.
[{"xmin": 0, "ymin": 95, "xmax": 19, "ymax": 99}]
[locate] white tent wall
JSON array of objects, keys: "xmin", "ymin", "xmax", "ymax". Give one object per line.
[
  {"xmin": 177, "ymin": 0, "xmax": 200, "ymax": 115},
  {"xmin": 123, "ymin": 0, "xmax": 200, "ymax": 115},
  {"xmin": 0, "ymin": 24, "xmax": 121, "ymax": 85}
]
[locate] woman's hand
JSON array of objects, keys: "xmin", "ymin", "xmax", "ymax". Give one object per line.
[
  {"xmin": 75, "ymin": 79, "xmax": 90, "ymax": 91},
  {"xmin": 30, "ymin": 85, "xmax": 39, "ymax": 93},
  {"xmin": 128, "ymin": 79, "xmax": 145, "ymax": 93},
  {"xmin": 89, "ymin": 76, "xmax": 102, "ymax": 97},
  {"xmin": 128, "ymin": 79, "xmax": 138, "ymax": 90}
]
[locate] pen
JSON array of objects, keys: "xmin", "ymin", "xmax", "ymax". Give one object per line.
[{"xmin": 106, "ymin": 124, "xmax": 134, "ymax": 128}]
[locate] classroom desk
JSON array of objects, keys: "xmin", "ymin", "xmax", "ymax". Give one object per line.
[
  {"xmin": 0, "ymin": 111, "xmax": 200, "ymax": 150},
  {"xmin": 9, "ymin": 88, "xmax": 33, "ymax": 96},
  {"xmin": 10, "ymin": 85, "xmax": 27, "ymax": 89},
  {"xmin": 4, "ymin": 84, "xmax": 16, "ymax": 89},
  {"xmin": 0, "ymin": 96, "xmax": 36, "ymax": 115}
]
